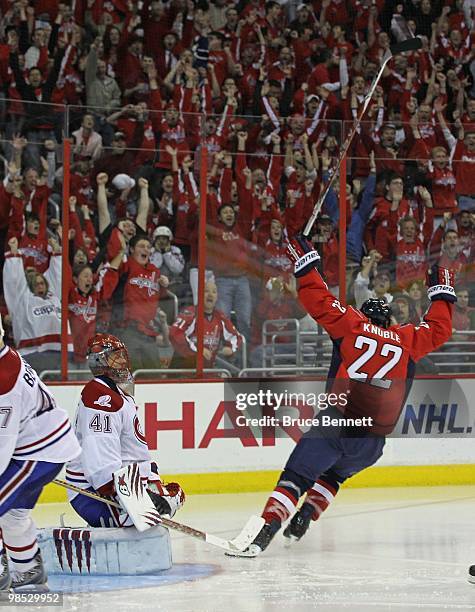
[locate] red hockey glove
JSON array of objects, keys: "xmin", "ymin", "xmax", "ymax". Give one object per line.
[
  {"xmin": 427, "ymin": 265, "xmax": 457, "ymax": 303},
  {"xmin": 287, "ymin": 233, "xmax": 320, "ymax": 278}
]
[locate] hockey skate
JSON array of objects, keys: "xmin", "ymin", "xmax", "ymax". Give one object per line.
[
  {"xmin": 227, "ymin": 519, "xmax": 281, "ymax": 558},
  {"xmin": 283, "ymin": 502, "xmax": 314, "ymax": 543},
  {"xmin": 0, "ymin": 553, "xmax": 11, "ymax": 591},
  {"xmin": 11, "ymin": 552, "xmax": 48, "ymax": 592},
  {"xmin": 469, "ymin": 566, "xmax": 475, "ymax": 584}
]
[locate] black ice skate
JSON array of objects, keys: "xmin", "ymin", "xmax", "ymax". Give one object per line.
[
  {"xmin": 283, "ymin": 502, "xmax": 314, "ymax": 542},
  {"xmin": 469, "ymin": 565, "xmax": 475, "ymax": 584},
  {"xmin": 226, "ymin": 519, "xmax": 281, "ymax": 557},
  {"xmin": 246, "ymin": 519, "xmax": 281, "ymax": 556},
  {"xmin": 11, "ymin": 552, "xmax": 48, "ymax": 591},
  {"xmin": 0, "ymin": 553, "xmax": 11, "ymax": 591}
]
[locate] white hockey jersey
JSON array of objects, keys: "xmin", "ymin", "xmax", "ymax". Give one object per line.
[
  {"xmin": 66, "ymin": 377, "xmax": 154, "ymax": 498},
  {"xmin": 3, "ymin": 253, "xmax": 73, "ymax": 355},
  {"xmin": 0, "ymin": 345, "xmax": 81, "ymax": 474}
]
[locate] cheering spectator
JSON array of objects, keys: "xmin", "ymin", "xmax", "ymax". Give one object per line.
[
  {"xmin": 107, "ymin": 233, "xmax": 170, "ymax": 370},
  {"xmin": 170, "ymin": 281, "xmax": 242, "ymax": 371},
  {"xmin": 3, "ymin": 236, "xmax": 72, "ymax": 372},
  {"xmin": 150, "ymin": 226, "xmax": 185, "ymax": 291},
  {"xmin": 68, "ymin": 235, "xmax": 126, "ymax": 366},
  {"xmin": 354, "ymin": 252, "xmax": 393, "ymax": 308}
]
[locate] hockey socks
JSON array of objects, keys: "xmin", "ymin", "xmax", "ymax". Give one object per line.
[
  {"xmin": 261, "ymin": 469, "xmax": 312, "ymax": 524},
  {"xmin": 304, "ymin": 473, "xmax": 340, "ymax": 521},
  {"xmin": 0, "ymin": 510, "xmax": 39, "ymax": 574}
]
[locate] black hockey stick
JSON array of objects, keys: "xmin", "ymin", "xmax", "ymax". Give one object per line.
[{"xmin": 302, "ymin": 36, "xmax": 422, "ymax": 237}]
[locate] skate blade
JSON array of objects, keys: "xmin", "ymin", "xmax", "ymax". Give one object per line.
[{"xmin": 283, "ymin": 533, "xmax": 299, "ymax": 547}]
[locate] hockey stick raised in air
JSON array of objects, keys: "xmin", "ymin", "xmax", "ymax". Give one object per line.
[
  {"xmin": 302, "ymin": 36, "xmax": 423, "ymax": 237},
  {"xmin": 53, "ymin": 478, "xmax": 264, "ymax": 553}
]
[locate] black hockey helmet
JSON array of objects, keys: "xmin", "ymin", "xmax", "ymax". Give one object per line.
[{"xmin": 361, "ymin": 298, "xmax": 391, "ymax": 329}]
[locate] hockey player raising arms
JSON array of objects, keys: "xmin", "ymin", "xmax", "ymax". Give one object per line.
[
  {"xmin": 66, "ymin": 333, "xmax": 184, "ymax": 527},
  {"xmin": 238, "ymin": 234, "xmax": 455, "ymax": 556},
  {"xmin": 0, "ymin": 316, "xmax": 80, "ymax": 590}
]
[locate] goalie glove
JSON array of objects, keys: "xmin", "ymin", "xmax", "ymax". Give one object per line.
[
  {"xmin": 427, "ymin": 265, "xmax": 457, "ymax": 303},
  {"xmin": 147, "ymin": 481, "xmax": 185, "ymax": 518},
  {"xmin": 286, "ymin": 233, "xmax": 320, "ymax": 278}
]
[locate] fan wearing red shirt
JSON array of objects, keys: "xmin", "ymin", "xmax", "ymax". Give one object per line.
[
  {"xmin": 261, "ymin": 216, "xmax": 292, "ymax": 284},
  {"xmin": 452, "ymin": 130, "xmax": 475, "ymax": 211},
  {"xmin": 249, "ymin": 276, "xmax": 306, "ymax": 366},
  {"xmin": 170, "ymin": 281, "xmax": 242, "ymax": 369},
  {"xmin": 437, "ymin": 229, "xmax": 470, "ymax": 284},
  {"xmin": 236, "ymin": 234, "xmax": 454, "ymax": 557},
  {"xmin": 107, "ymin": 234, "xmax": 170, "ymax": 370},
  {"xmin": 68, "ymin": 242, "xmax": 124, "ymax": 365},
  {"xmin": 366, "ymin": 175, "xmax": 410, "ymax": 253},
  {"xmin": 19, "ymin": 213, "xmax": 49, "ymax": 274}
]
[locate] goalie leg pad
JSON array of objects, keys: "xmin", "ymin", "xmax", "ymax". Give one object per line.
[{"xmin": 37, "ymin": 526, "xmax": 172, "ymax": 575}]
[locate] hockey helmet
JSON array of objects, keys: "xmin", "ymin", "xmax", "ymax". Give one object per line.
[
  {"xmin": 361, "ymin": 298, "xmax": 391, "ymax": 329},
  {"xmin": 87, "ymin": 333, "xmax": 133, "ymax": 383}
]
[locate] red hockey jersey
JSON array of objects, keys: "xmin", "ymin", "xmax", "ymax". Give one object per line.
[
  {"xmin": 170, "ymin": 306, "xmax": 242, "ymax": 367},
  {"xmin": 298, "ymin": 269, "xmax": 453, "ymax": 434}
]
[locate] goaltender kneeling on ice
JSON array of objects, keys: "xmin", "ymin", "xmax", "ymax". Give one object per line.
[{"xmin": 41, "ymin": 334, "xmax": 185, "ymax": 576}]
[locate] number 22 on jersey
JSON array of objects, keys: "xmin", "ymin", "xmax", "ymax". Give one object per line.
[{"xmin": 346, "ymin": 335, "xmax": 403, "ymax": 389}]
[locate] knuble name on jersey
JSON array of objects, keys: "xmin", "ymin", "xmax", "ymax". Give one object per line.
[{"xmin": 363, "ymin": 323, "xmax": 401, "ymax": 343}]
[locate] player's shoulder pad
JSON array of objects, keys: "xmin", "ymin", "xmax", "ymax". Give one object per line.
[
  {"xmin": 0, "ymin": 347, "xmax": 22, "ymax": 395},
  {"xmin": 81, "ymin": 379, "xmax": 124, "ymax": 412}
]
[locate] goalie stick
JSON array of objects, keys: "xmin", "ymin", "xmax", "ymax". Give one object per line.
[
  {"xmin": 53, "ymin": 478, "xmax": 264, "ymax": 554},
  {"xmin": 302, "ymin": 37, "xmax": 423, "ymax": 237}
]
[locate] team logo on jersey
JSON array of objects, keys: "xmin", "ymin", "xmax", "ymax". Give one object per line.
[
  {"xmin": 33, "ymin": 304, "xmax": 59, "ymax": 316},
  {"xmin": 117, "ymin": 475, "xmax": 130, "ymax": 497},
  {"xmin": 133, "ymin": 415, "xmax": 147, "ymax": 445},
  {"xmin": 69, "ymin": 298, "xmax": 97, "ymax": 323},
  {"xmin": 129, "ymin": 273, "xmax": 160, "ymax": 296},
  {"xmin": 94, "ymin": 395, "xmax": 112, "ymax": 408}
]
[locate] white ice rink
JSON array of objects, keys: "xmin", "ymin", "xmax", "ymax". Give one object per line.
[{"xmin": 31, "ymin": 485, "xmax": 475, "ymax": 612}]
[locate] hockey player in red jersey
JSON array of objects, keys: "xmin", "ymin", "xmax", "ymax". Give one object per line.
[
  {"xmin": 66, "ymin": 333, "xmax": 184, "ymax": 528},
  {"xmin": 239, "ymin": 234, "xmax": 455, "ymax": 556}
]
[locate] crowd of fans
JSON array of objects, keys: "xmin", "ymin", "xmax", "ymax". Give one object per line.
[{"xmin": 0, "ymin": 0, "xmax": 473, "ymax": 376}]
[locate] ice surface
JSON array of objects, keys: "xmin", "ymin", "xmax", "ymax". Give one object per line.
[{"xmin": 30, "ymin": 486, "xmax": 475, "ymax": 611}]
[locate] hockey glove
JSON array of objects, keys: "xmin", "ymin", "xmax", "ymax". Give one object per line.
[
  {"xmin": 147, "ymin": 481, "xmax": 185, "ymax": 518},
  {"xmin": 426, "ymin": 265, "xmax": 457, "ymax": 303},
  {"xmin": 287, "ymin": 233, "xmax": 320, "ymax": 278}
]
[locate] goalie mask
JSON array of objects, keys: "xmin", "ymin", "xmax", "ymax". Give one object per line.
[
  {"xmin": 361, "ymin": 298, "xmax": 391, "ymax": 329},
  {"xmin": 87, "ymin": 333, "xmax": 133, "ymax": 383}
]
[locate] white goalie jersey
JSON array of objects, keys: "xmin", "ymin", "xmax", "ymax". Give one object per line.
[
  {"xmin": 0, "ymin": 345, "xmax": 81, "ymax": 474},
  {"xmin": 66, "ymin": 377, "xmax": 154, "ymax": 497}
]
